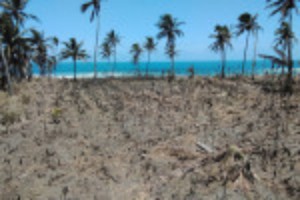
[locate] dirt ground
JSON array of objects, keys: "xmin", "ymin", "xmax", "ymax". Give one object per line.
[{"xmin": 0, "ymin": 77, "xmax": 299, "ymax": 200}]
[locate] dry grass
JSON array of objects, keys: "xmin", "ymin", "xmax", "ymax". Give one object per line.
[{"xmin": 0, "ymin": 76, "xmax": 299, "ymax": 200}]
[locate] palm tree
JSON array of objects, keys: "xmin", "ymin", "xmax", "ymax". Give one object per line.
[
  {"xmin": 157, "ymin": 14, "xmax": 184, "ymax": 75},
  {"xmin": 0, "ymin": 14, "xmax": 13, "ymax": 94},
  {"xmin": 0, "ymin": 39, "xmax": 12, "ymax": 95},
  {"xmin": 259, "ymin": 47, "xmax": 288, "ymax": 75},
  {"xmin": 100, "ymin": 41, "xmax": 112, "ymax": 64},
  {"xmin": 30, "ymin": 29, "xmax": 58, "ymax": 76},
  {"xmin": 81, "ymin": 0, "xmax": 101, "ymax": 78},
  {"xmin": 47, "ymin": 56, "xmax": 57, "ymax": 77},
  {"xmin": 209, "ymin": 25, "xmax": 233, "ymax": 78},
  {"xmin": 50, "ymin": 37, "xmax": 59, "ymax": 76},
  {"xmin": 105, "ymin": 30, "xmax": 120, "ymax": 75},
  {"xmin": 0, "ymin": 0, "xmax": 38, "ymax": 28},
  {"xmin": 0, "ymin": 0, "xmax": 39, "ymax": 84},
  {"xmin": 165, "ymin": 43, "xmax": 177, "ymax": 75},
  {"xmin": 266, "ymin": 0, "xmax": 299, "ymax": 91},
  {"xmin": 60, "ymin": 38, "xmax": 89, "ymax": 81},
  {"xmin": 0, "ymin": 12, "xmax": 30, "ymax": 80},
  {"xmin": 274, "ymin": 21, "xmax": 296, "ymax": 50},
  {"xmin": 130, "ymin": 43, "xmax": 143, "ymax": 76},
  {"xmin": 236, "ymin": 13, "xmax": 262, "ymax": 76},
  {"xmin": 274, "ymin": 21, "xmax": 296, "ymax": 74},
  {"xmin": 14, "ymin": 35, "xmax": 33, "ymax": 79},
  {"xmin": 144, "ymin": 37, "xmax": 156, "ymax": 76},
  {"xmin": 251, "ymin": 15, "xmax": 263, "ymax": 80}
]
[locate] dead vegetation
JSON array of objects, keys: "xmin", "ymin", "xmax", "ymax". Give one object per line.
[{"xmin": 0, "ymin": 76, "xmax": 299, "ymax": 200}]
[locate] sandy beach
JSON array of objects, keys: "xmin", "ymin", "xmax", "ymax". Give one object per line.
[{"xmin": 0, "ymin": 77, "xmax": 299, "ymax": 200}]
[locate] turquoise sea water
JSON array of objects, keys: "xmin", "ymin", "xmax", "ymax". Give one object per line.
[{"xmin": 32, "ymin": 60, "xmax": 300, "ymax": 78}]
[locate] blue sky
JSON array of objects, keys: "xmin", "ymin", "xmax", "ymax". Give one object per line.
[{"xmin": 25, "ymin": 0, "xmax": 300, "ymax": 61}]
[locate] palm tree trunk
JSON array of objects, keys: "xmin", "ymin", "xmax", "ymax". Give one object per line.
[
  {"xmin": 286, "ymin": 12, "xmax": 293, "ymax": 91},
  {"xmin": 221, "ymin": 50, "xmax": 226, "ymax": 78},
  {"xmin": 0, "ymin": 43, "xmax": 12, "ymax": 95},
  {"xmin": 242, "ymin": 31, "xmax": 250, "ymax": 75},
  {"xmin": 146, "ymin": 51, "xmax": 150, "ymax": 77},
  {"xmin": 22, "ymin": 60, "xmax": 29, "ymax": 79},
  {"xmin": 280, "ymin": 46, "xmax": 286, "ymax": 77},
  {"xmin": 251, "ymin": 32, "xmax": 258, "ymax": 80},
  {"xmin": 171, "ymin": 56, "xmax": 175, "ymax": 76},
  {"xmin": 74, "ymin": 58, "xmax": 77, "ymax": 81},
  {"xmin": 113, "ymin": 45, "xmax": 116, "ymax": 76},
  {"xmin": 94, "ymin": 15, "xmax": 100, "ymax": 79},
  {"xmin": 138, "ymin": 64, "xmax": 141, "ymax": 77}
]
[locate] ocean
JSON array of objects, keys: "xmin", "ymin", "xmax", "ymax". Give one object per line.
[{"xmin": 32, "ymin": 60, "xmax": 300, "ymax": 78}]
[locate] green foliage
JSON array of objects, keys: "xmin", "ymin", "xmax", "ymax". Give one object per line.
[
  {"xmin": 209, "ymin": 25, "xmax": 233, "ymax": 52},
  {"xmin": 104, "ymin": 30, "xmax": 120, "ymax": 48},
  {"xmin": 104, "ymin": 29, "xmax": 121, "ymax": 74},
  {"xmin": 266, "ymin": 0, "xmax": 298, "ymax": 19},
  {"xmin": 144, "ymin": 37, "xmax": 156, "ymax": 53},
  {"xmin": 130, "ymin": 43, "xmax": 143, "ymax": 76},
  {"xmin": 81, "ymin": 0, "xmax": 101, "ymax": 22},
  {"xmin": 209, "ymin": 25, "xmax": 233, "ymax": 78},
  {"xmin": 236, "ymin": 13, "xmax": 261, "ymax": 36},
  {"xmin": 157, "ymin": 14, "xmax": 184, "ymax": 74},
  {"xmin": 130, "ymin": 43, "xmax": 143, "ymax": 66},
  {"xmin": 60, "ymin": 38, "xmax": 89, "ymax": 80},
  {"xmin": 51, "ymin": 107, "xmax": 62, "ymax": 124},
  {"xmin": 100, "ymin": 41, "xmax": 112, "ymax": 60},
  {"xmin": 61, "ymin": 38, "xmax": 89, "ymax": 61}
]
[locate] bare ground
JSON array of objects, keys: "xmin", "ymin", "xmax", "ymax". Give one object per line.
[{"xmin": 0, "ymin": 77, "xmax": 299, "ymax": 200}]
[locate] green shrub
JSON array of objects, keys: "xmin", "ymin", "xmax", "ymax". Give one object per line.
[{"xmin": 51, "ymin": 107, "xmax": 62, "ymax": 123}]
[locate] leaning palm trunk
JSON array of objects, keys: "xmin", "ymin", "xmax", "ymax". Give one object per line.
[
  {"xmin": 242, "ymin": 31, "xmax": 250, "ymax": 75},
  {"xmin": 94, "ymin": 15, "xmax": 100, "ymax": 79},
  {"xmin": 251, "ymin": 32, "xmax": 258, "ymax": 80},
  {"xmin": 1, "ymin": 44, "xmax": 12, "ymax": 95}
]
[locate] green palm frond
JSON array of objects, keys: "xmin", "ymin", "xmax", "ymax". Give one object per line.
[
  {"xmin": 259, "ymin": 47, "xmax": 288, "ymax": 68},
  {"xmin": 156, "ymin": 14, "xmax": 184, "ymax": 42},
  {"xmin": 0, "ymin": 0, "xmax": 39, "ymax": 26},
  {"xmin": 235, "ymin": 13, "xmax": 262, "ymax": 37},
  {"xmin": 144, "ymin": 37, "xmax": 156, "ymax": 52},
  {"xmin": 60, "ymin": 38, "xmax": 89, "ymax": 61},
  {"xmin": 130, "ymin": 43, "xmax": 143, "ymax": 65},
  {"xmin": 100, "ymin": 41, "xmax": 112, "ymax": 59},
  {"xmin": 266, "ymin": 0, "xmax": 298, "ymax": 19},
  {"xmin": 209, "ymin": 25, "xmax": 233, "ymax": 53},
  {"xmin": 105, "ymin": 30, "xmax": 121, "ymax": 47},
  {"xmin": 81, "ymin": 0, "xmax": 101, "ymax": 22},
  {"xmin": 274, "ymin": 21, "xmax": 297, "ymax": 49}
]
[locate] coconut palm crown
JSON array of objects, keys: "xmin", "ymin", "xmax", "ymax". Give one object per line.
[
  {"xmin": 60, "ymin": 38, "xmax": 89, "ymax": 80},
  {"xmin": 210, "ymin": 25, "xmax": 233, "ymax": 78},
  {"xmin": 157, "ymin": 14, "xmax": 184, "ymax": 75}
]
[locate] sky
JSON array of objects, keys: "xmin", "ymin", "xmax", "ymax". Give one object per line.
[{"xmin": 25, "ymin": 0, "xmax": 300, "ymax": 62}]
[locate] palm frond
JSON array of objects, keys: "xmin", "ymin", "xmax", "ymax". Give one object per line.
[{"xmin": 81, "ymin": 1, "xmax": 93, "ymax": 13}]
